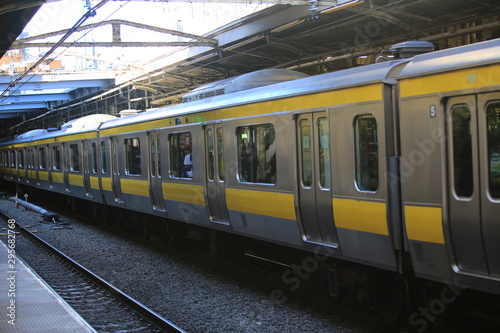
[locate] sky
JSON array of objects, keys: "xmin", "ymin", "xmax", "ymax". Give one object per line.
[{"xmin": 21, "ymin": 0, "xmax": 271, "ymax": 70}]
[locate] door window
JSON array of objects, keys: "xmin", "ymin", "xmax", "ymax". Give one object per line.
[
  {"xmin": 354, "ymin": 115, "xmax": 378, "ymax": 192},
  {"xmin": 318, "ymin": 117, "xmax": 331, "ymax": 189},
  {"xmin": 53, "ymin": 146, "xmax": 61, "ymax": 170},
  {"xmin": 217, "ymin": 128, "xmax": 224, "ymax": 181},
  {"xmin": 300, "ymin": 119, "xmax": 312, "ymax": 187},
  {"xmin": 451, "ymin": 105, "xmax": 473, "ymax": 197},
  {"xmin": 69, "ymin": 144, "xmax": 79, "ymax": 172},
  {"xmin": 125, "ymin": 137, "xmax": 142, "ymax": 176},
  {"xmin": 101, "ymin": 141, "xmax": 107, "ymax": 174},
  {"xmin": 487, "ymin": 102, "xmax": 500, "ymax": 198},
  {"xmin": 206, "ymin": 128, "xmax": 215, "ymax": 181}
]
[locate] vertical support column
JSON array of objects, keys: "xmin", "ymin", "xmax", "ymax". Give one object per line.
[{"xmin": 112, "ymin": 23, "xmax": 121, "ymax": 42}]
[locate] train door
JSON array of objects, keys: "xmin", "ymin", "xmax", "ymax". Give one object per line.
[
  {"xmin": 296, "ymin": 112, "xmax": 338, "ymax": 246},
  {"xmin": 111, "ymin": 137, "xmax": 124, "ymax": 203},
  {"xmin": 82, "ymin": 141, "xmax": 92, "ymax": 197},
  {"xmin": 204, "ymin": 124, "xmax": 230, "ymax": 224},
  {"xmin": 446, "ymin": 94, "xmax": 500, "ymax": 277},
  {"xmin": 148, "ymin": 131, "xmax": 166, "ymax": 211}
]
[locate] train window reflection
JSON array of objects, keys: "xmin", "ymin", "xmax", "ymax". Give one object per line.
[
  {"xmin": 10, "ymin": 150, "xmax": 15, "ymax": 168},
  {"xmin": 206, "ymin": 128, "xmax": 215, "ymax": 181},
  {"xmin": 92, "ymin": 143, "xmax": 98, "ymax": 174},
  {"xmin": 53, "ymin": 146, "xmax": 61, "ymax": 170},
  {"xmin": 39, "ymin": 147, "xmax": 47, "ymax": 170},
  {"xmin": 18, "ymin": 150, "xmax": 24, "ymax": 168},
  {"xmin": 125, "ymin": 137, "xmax": 141, "ymax": 176},
  {"xmin": 300, "ymin": 120, "xmax": 312, "ymax": 187},
  {"xmin": 355, "ymin": 115, "xmax": 378, "ymax": 192},
  {"xmin": 487, "ymin": 102, "xmax": 500, "ymax": 198},
  {"xmin": 318, "ymin": 118, "xmax": 331, "ymax": 189},
  {"xmin": 452, "ymin": 105, "xmax": 473, "ymax": 197},
  {"xmin": 101, "ymin": 141, "xmax": 107, "ymax": 174},
  {"xmin": 169, "ymin": 132, "xmax": 192, "ymax": 179},
  {"xmin": 237, "ymin": 124, "xmax": 276, "ymax": 184},
  {"xmin": 69, "ymin": 144, "xmax": 79, "ymax": 172},
  {"xmin": 217, "ymin": 128, "xmax": 224, "ymax": 181}
]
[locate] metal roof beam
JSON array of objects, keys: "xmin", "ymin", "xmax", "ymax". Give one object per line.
[
  {"xmin": 11, "ymin": 41, "xmax": 217, "ymax": 48},
  {"xmin": 0, "ymin": 103, "xmax": 46, "ymax": 111},
  {"xmin": 0, "ymin": 112, "xmax": 41, "ymax": 119},
  {"xmin": 110, "ymin": 0, "xmax": 336, "ymax": 4},
  {"xmin": 0, "ymin": 79, "xmax": 113, "ymax": 91},
  {"xmin": 3, "ymin": 93, "xmax": 71, "ymax": 103},
  {"xmin": 10, "ymin": 19, "xmax": 219, "ymax": 50}
]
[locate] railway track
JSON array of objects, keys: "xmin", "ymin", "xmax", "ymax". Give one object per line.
[
  {"xmin": 4, "ymin": 195, "xmax": 500, "ymax": 333},
  {"xmin": 0, "ymin": 210, "xmax": 186, "ymax": 333}
]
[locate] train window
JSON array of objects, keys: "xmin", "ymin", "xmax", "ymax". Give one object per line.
[
  {"xmin": 318, "ymin": 118, "xmax": 331, "ymax": 189},
  {"xmin": 17, "ymin": 150, "xmax": 24, "ymax": 168},
  {"xmin": 28, "ymin": 148, "xmax": 34, "ymax": 170},
  {"xmin": 69, "ymin": 144, "xmax": 80, "ymax": 172},
  {"xmin": 217, "ymin": 128, "xmax": 224, "ymax": 181},
  {"xmin": 52, "ymin": 146, "xmax": 61, "ymax": 170},
  {"xmin": 92, "ymin": 143, "xmax": 98, "ymax": 174},
  {"xmin": 237, "ymin": 124, "xmax": 276, "ymax": 184},
  {"xmin": 149, "ymin": 134, "xmax": 161, "ymax": 177},
  {"xmin": 300, "ymin": 119, "xmax": 312, "ymax": 187},
  {"xmin": 355, "ymin": 115, "xmax": 379, "ymax": 192},
  {"xmin": 39, "ymin": 147, "xmax": 47, "ymax": 170},
  {"xmin": 207, "ymin": 128, "xmax": 215, "ymax": 181},
  {"xmin": 101, "ymin": 141, "xmax": 107, "ymax": 174},
  {"xmin": 10, "ymin": 150, "xmax": 15, "ymax": 168},
  {"xmin": 125, "ymin": 137, "xmax": 142, "ymax": 176},
  {"xmin": 26, "ymin": 150, "xmax": 31, "ymax": 169},
  {"xmin": 451, "ymin": 105, "xmax": 473, "ymax": 197},
  {"xmin": 487, "ymin": 102, "xmax": 500, "ymax": 198},
  {"xmin": 157, "ymin": 138, "xmax": 161, "ymax": 177},
  {"xmin": 169, "ymin": 132, "xmax": 192, "ymax": 179}
]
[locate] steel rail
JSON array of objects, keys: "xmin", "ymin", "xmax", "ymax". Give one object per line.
[{"xmin": 0, "ymin": 209, "xmax": 186, "ymax": 333}]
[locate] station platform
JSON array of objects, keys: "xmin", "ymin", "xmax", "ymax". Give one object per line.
[{"xmin": 0, "ymin": 240, "xmax": 96, "ymax": 332}]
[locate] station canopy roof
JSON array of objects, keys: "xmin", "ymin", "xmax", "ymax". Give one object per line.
[{"xmin": 0, "ymin": 0, "xmax": 499, "ymax": 128}]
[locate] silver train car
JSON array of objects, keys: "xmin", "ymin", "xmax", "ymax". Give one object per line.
[{"xmin": 2, "ymin": 39, "xmax": 500, "ymax": 316}]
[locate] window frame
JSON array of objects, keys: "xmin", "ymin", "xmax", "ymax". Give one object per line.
[
  {"xmin": 168, "ymin": 132, "xmax": 193, "ymax": 179},
  {"xmin": 69, "ymin": 143, "xmax": 80, "ymax": 172},
  {"xmin": 354, "ymin": 114, "xmax": 379, "ymax": 193},
  {"xmin": 236, "ymin": 123, "xmax": 276, "ymax": 185},
  {"xmin": 124, "ymin": 137, "xmax": 142, "ymax": 176}
]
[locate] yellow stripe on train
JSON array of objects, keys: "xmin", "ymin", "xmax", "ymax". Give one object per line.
[
  {"xmin": 404, "ymin": 205, "xmax": 445, "ymax": 244},
  {"xmin": 400, "ymin": 63, "xmax": 500, "ymax": 98},
  {"xmin": 68, "ymin": 173, "xmax": 83, "ymax": 185},
  {"xmin": 101, "ymin": 84, "xmax": 383, "ymax": 136},
  {"xmin": 120, "ymin": 178, "xmax": 149, "ymax": 197},
  {"xmin": 332, "ymin": 198, "xmax": 389, "ymax": 235},
  {"xmin": 225, "ymin": 188, "xmax": 296, "ymax": 221},
  {"xmin": 163, "ymin": 182, "xmax": 206, "ymax": 206}
]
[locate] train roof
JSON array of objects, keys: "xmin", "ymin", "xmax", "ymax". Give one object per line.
[
  {"xmin": 399, "ymin": 38, "xmax": 500, "ymax": 78},
  {"xmin": 99, "ymin": 58, "xmax": 410, "ymax": 130},
  {"xmin": 1, "ymin": 114, "xmax": 116, "ymax": 146}
]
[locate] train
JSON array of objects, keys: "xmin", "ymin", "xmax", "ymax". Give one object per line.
[{"xmin": 2, "ymin": 38, "xmax": 500, "ymax": 322}]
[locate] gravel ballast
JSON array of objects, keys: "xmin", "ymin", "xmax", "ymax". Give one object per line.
[{"xmin": 0, "ymin": 198, "xmax": 377, "ymax": 333}]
